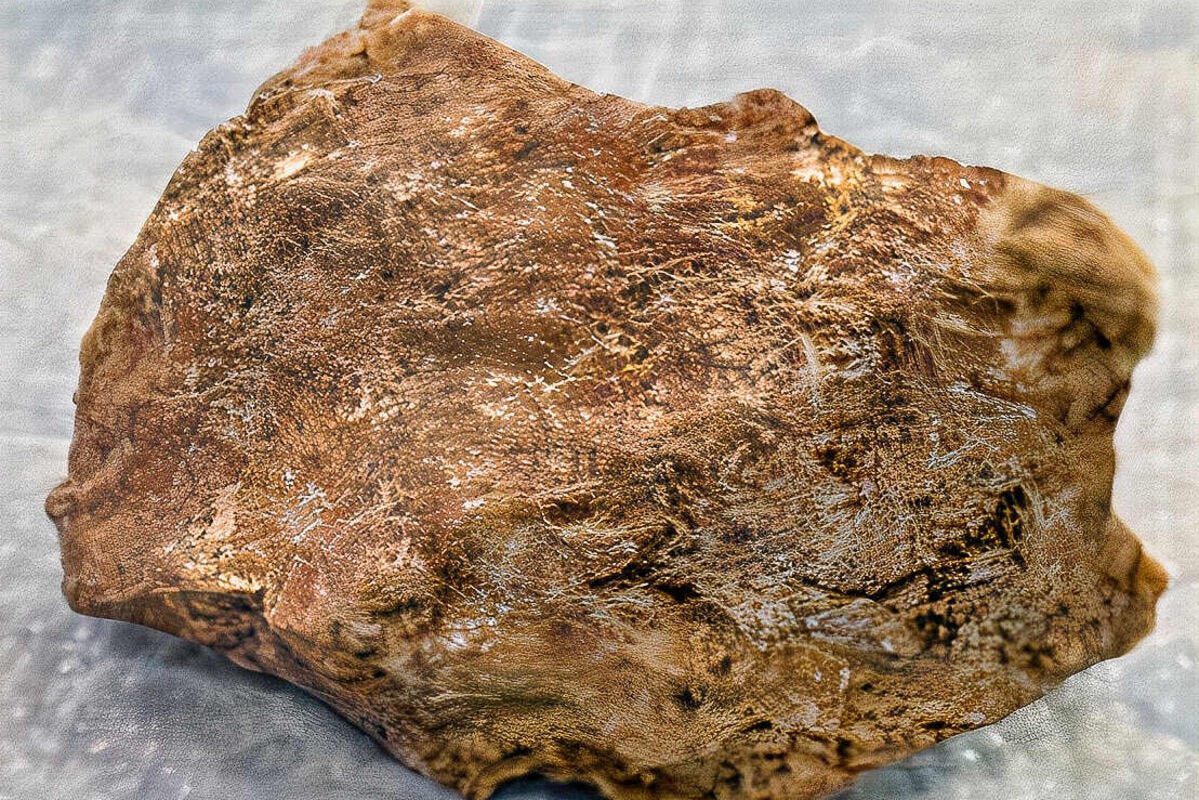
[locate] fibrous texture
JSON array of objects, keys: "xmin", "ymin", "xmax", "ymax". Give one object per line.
[{"xmin": 45, "ymin": 2, "xmax": 1167, "ymax": 798}]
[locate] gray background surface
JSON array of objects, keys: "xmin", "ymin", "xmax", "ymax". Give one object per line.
[{"xmin": 1, "ymin": 1, "xmax": 1196, "ymax": 798}]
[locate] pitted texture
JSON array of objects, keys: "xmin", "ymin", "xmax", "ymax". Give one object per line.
[{"xmin": 45, "ymin": 2, "xmax": 1166, "ymax": 799}]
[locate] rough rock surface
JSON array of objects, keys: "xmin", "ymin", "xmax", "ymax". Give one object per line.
[{"xmin": 44, "ymin": 1, "xmax": 1167, "ymax": 798}]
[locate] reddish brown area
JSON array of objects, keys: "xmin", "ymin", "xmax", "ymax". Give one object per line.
[{"xmin": 46, "ymin": 2, "xmax": 1165, "ymax": 798}]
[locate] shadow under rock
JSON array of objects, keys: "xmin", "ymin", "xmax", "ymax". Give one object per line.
[
  {"xmin": 29, "ymin": 613, "xmax": 457, "ymax": 800},
  {"xmin": 492, "ymin": 776, "xmax": 606, "ymax": 799}
]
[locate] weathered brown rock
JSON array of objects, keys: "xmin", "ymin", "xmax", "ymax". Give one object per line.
[{"xmin": 45, "ymin": 2, "xmax": 1167, "ymax": 798}]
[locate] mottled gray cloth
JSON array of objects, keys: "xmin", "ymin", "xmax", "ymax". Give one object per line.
[{"xmin": 1, "ymin": 1, "xmax": 1195, "ymax": 799}]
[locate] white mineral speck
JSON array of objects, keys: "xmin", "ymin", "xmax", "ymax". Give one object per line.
[
  {"xmin": 273, "ymin": 150, "xmax": 312, "ymax": 180},
  {"xmin": 783, "ymin": 249, "xmax": 802, "ymax": 273}
]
